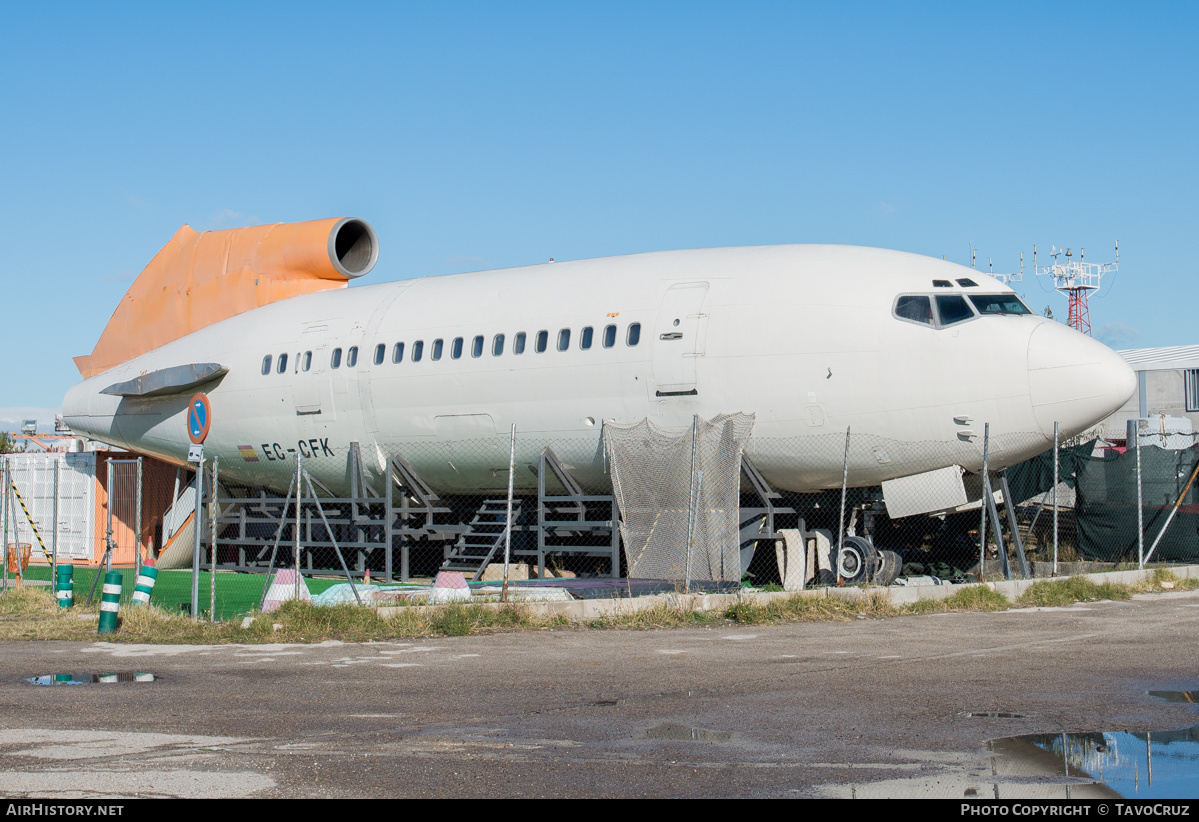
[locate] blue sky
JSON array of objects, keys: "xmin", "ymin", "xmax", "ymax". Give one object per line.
[{"xmin": 1, "ymin": 1, "xmax": 1195, "ymax": 429}]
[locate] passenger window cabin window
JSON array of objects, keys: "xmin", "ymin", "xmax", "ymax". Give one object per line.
[
  {"xmin": 412, "ymin": 340, "xmax": 424, "ymax": 362},
  {"xmin": 627, "ymin": 323, "xmax": 641, "ymax": 346},
  {"xmin": 969, "ymin": 294, "xmax": 1032, "ymax": 315},
  {"xmin": 535, "ymin": 330, "xmax": 548, "ymax": 353},
  {"xmin": 373, "ymin": 344, "xmax": 385, "ymax": 365},
  {"xmin": 347, "ymin": 346, "xmax": 358, "ymax": 368},
  {"xmin": 392, "ymin": 342, "xmax": 404, "ymax": 363},
  {"xmin": 302, "ymin": 351, "xmax": 312, "ymax": 371},
  {"xmin": 580, "ymin": 326, "xmax": 593, "ymax": 350},
  {"xmin": 451, "ymin": 337, "xmax": 463, "ymax": 359},
  {"xmin": 330, "ymin": 348, "xmax": 342, "ymax": 369},
  {"xmin": 432, "ymin": 339, "xmax": 443, "ymax": 361},
  {"xmin": 557, "ymin": 328, "xmax": 571, "ymax": 351},
  {"xmin": 935, "ymin": 295, "xmax": 974, "ymax": 326},
  {"xmin": 277, "ymin": 353, "xmax": 288, "ymax": 374},
  {"xmin": 261, "ymin": 355, "xmax": 272, "ymax": 376},
  {"xmin": 472, "ymin": 335, "xmax": 483, "ymax": 358},
  {"xmin": 894, "ymin": 296, "xmax": 934, "ymax": 326},
  {"xmin": 514, "ymin": 332, "xmax": 526, "ymax": 354},
  {"xmin": 602, "ymin": 325, "xmax": 616, "ymax": 348},
  {"xmin": 493, "ymin": 334, "xmax": 504, "ymax": 356}
]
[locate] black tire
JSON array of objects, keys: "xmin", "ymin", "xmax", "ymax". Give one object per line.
[
  {"xmin": 873, "ymin": 549, "xmax": 902, "ymax": 587},
  {"xmin": 836, "ymin": 536, "xmax": 877, "ymax": 585}
]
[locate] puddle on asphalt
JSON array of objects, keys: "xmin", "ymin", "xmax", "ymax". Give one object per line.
[
  {"xmin": 989, "ymin": 691, "xmax": 1199, "ymax": 799},
  {"xmin": 24, "ymin": 673, "xmax": 157, "ymax": 685},
  {"xmin": 645, "ymin": 722, "xmax": 732, "ymax": 742},
  {"xmin": 1148, "ymin": 690, "xmax": 1199, "ymax": 704}
]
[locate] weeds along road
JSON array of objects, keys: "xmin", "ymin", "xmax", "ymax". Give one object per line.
[{"xmin": 2, "ymin": 589, "xmax": 1198, "ymax": 799}]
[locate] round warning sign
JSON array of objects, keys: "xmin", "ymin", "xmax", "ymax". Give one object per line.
[{"xmin": 187, "ymin": 393, "xmax": 211, "ymax": 444}]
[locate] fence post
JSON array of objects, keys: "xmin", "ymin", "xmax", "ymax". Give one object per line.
[
  {"xmin": 979, "ymin": 423, "xmax": 990, "ymax": 579},
  {"xmin": 52, "ymin": 458, "xmax": 59, "ymax": 592},
  {"xmin": 684, "ymin": 415, "xmax": 700, "ymax": 594},
  {"xmin": 294, "ymin": 453, "xmax": 302, "ymax": 601},
  {"xmin": 501, "ymin": 424, "xmax": 516, "ymax": 602},
  {"xmin": 134, "ymin": 457, "xmax": 143, "ymax": 578},
  {"xmin": 210, "ymin": 455, "xmax": 218, "ymax": 623},
  {"xmin": 384, "ymin": 455, "xmax": 394, "ymax": 584},
  {"xmin": 1135, "ymin": 422, "xmax": 1144, "ymax": 569},
  {"xmin": 105, "ymin": 460, "xmax": 114, "ymax": 575},
  {"xmin": 837, "ymin": 426, "xmax": 851, "ymax": 582},
  {"xmin": 1053, "ymin": 422, "xmax": 1059, "ymax": 576},
  {"xmin": 191, "ymin": 457, "xmax": 204, "ymax": 621}
]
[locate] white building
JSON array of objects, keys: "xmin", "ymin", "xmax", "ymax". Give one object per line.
[{"xmin": 1102, "ymin": 346, "xmax": 1199, "ymax": 442}]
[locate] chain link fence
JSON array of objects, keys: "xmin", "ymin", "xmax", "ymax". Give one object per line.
[{"xmin": 4, "ymin": 419, "xmax": 1198, "ymax": 618}]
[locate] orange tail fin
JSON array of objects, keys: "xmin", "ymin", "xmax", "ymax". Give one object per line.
[{"xmin": 74, "ymin": 217, "xmax": 377, "ymax": 378}]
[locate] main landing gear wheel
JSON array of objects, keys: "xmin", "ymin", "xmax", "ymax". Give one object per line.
[
  {"xmin": 836, "ymin": 536, "xmax": 877, "ymax": 585},
  {"xmin": 874, "ymin": 549, "xmax": 902, "ymax": 587}
]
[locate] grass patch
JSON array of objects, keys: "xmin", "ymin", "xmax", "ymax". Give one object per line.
[
  {"xmin": 592, "ymin": 602, "xmax": 724, "ymax": 630},
  {"xmin": 3, "ymin": 565, "xmax": 1197, "ymax": 643},
  {"xmin": 1133, "ymin": 568, "xmax": 1199, "ymax": 592},
  {"xmin": 1016, "ymin": 576, "xmax": 1135, "ymax": 608},
  {"xmin": 0, "ymin": 592, "xmax": 569, "ymax": 644},
  {"xmin": 0, "ymin": 585, "xmax": 60, "ymax": 617},
  {"xmin": 903, "ymin": 584, "xmax": 1011, "ymax": 615},
  {"xmin": 2, "ymin": 566, "xmax": 346, "ymax": 620}
]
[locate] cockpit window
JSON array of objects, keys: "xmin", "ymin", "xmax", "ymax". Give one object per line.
[
  {"xmin": 956, "ymin": 278, "xmax": 978, "ymax": 287},
  {"xmin": 970, "ymin": 294, "xmax": 1032, "ymax": 315},
  {"xmin": 935, "ymin": 295, "xmax": 975, "ymax": 326},
  {"xmin": 932, "ymin": 280, "xmax": 953, "ymax": 288},
  {"xmin": 894, "ymin": 296, "xmax": 934, "ymax": 326}
]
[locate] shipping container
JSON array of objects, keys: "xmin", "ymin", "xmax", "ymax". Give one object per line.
[{"xmin": 1, "ymin": 451, "xmax": 180, "ymax": 567}]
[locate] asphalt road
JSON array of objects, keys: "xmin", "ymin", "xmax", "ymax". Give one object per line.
[{"xmin": 2, "ymin": 590, "xmax": 1199, "ymax": 799}]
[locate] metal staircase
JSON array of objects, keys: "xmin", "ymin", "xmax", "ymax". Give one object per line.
[
  {"xmin": 537, "ymin": 447, "xmax": 620, "ymax": 579},
  {"xmin": 738, "ymin": 457, "xmax": 795, "ymax": 545},
  {"xmin": 439, "ymin": 499, "xmax": 522, "ymax": 581}
]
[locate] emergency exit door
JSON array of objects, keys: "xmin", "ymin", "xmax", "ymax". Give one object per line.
[{"xmin": 652, "ymin": 282, "xmax": 709, "ymax": 395}]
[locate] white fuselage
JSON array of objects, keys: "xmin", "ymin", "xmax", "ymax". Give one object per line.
[{"xmin": 62, "ymin": 245, "xmax": 1136, "ymax": 496}]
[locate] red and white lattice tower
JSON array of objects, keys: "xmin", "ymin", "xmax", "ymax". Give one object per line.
[{"xmin": 1034, "ymin": 243, "xmax": 1118, "ymax": 336}]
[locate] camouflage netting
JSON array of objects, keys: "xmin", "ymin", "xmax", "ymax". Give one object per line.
[{"xmin": 604, "ymin": 413, "xmax": 755, "ymax": 584}]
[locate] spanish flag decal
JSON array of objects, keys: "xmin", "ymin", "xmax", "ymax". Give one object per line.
[{"xmin": 238, "ymin": 445, "xmax": 260, "ymax": 462}]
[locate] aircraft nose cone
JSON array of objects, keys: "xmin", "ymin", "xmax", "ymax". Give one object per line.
[{"xmin": 1027, "ymin": 321, "xmax": 1136, "ymax": 438}]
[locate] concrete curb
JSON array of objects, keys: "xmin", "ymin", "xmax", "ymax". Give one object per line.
[{"xmin": 375, "ymin": 564, "xmax": 1199, "ymax": 621}]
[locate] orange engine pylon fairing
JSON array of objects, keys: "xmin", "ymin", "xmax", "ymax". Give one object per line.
[{"xmin": 73, "ymin": 217, "xmax": 378, "ymax": 378}]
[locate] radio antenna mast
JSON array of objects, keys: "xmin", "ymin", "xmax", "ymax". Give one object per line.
[{"xmin": 1034, "ymin": 242, "xmax": 1119, "ymax": 336}]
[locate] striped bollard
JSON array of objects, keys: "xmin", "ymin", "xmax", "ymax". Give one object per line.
[
  {"xmin": 56, "ymin": 564, "xmax": 74, "ymax": 609},
  {"xmin": 131, "ymin": 565, "xmax": 158, "ymax": 607},
  {"xmin": 98, "ymin": 571, "xmax": 122, "ymax": 635}
]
